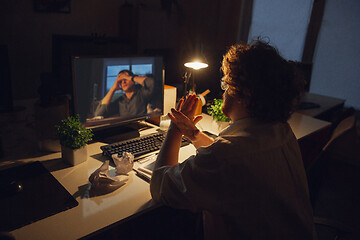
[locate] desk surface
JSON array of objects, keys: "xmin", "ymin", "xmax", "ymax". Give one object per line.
[
  {"xmin": 7, "ymin": 114, "xmax": 330, "ymax": 240},
  {"xmin": 288, "ymin": 112, "xmax": 331, "ymax": 139},
  {"xmin": 197, "ymin": 112, "xmax": 330, "ymax": 140},
  {"xmin": 7, "ymin": 126, "xmax": 181, "ymax": 240},
  {"xmin": 297, "ymin": 92, "xmax": 345, "ymax": 118}
]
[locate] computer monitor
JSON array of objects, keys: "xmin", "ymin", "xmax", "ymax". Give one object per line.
[{"xmin": 71, "ymin": 55, "xmax": 164, "ymax": 140}]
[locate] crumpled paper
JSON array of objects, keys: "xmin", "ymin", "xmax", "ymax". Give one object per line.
[
  {"xmin": 88, "ymin": 158, "xmax": 130, "ymax": 196},
  {"xmin": 112, "ymin": 152, "xmax": 134, "ymax": 175}
]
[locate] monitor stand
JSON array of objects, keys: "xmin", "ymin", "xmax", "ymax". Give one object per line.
[{"xmin": 92, "ymin": 121, "xmax": 154, "ymax": 144}]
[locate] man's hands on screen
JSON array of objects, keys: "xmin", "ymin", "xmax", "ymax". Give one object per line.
[
  {"xmin": 113, "ymin": 75, "xmax": 123, "ymax": 91},
  {"xmin": 168, "ymin": 94, "xmax": 203, "ymax": 141},
  {"xmin": 113, "ymin": 72, "xmax": 130, "ymax": 91}
]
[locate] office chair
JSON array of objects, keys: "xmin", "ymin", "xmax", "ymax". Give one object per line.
[{"xmin": 306, "ymin": 115, "xmax": 357, "ymax": 239}]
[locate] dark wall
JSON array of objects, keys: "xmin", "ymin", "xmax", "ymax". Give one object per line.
[
  {"xmin": 0, "ymin": 0, "xmax": 243, "ymax": 101},
  {"xmin": 0, "ymin": 45, "xmax": 13, "ymax": 112},
  {"xmin": 1, "ymin": 0, "xmax": 128, "ymax": 100}
]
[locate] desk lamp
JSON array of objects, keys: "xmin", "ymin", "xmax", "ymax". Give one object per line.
[{"xmin": 183, "ymin": 55, "xmax": 208, "ymax": 98}]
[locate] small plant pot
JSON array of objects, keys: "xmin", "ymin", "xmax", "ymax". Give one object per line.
[{"xmin": 61, "ymin": 145, "xmax": 88, "ymax": 166}]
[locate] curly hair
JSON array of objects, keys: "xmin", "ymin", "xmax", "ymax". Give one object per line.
[{"xmin": 221, "ymin": 40, "xmax": 304, "ymax": 123}]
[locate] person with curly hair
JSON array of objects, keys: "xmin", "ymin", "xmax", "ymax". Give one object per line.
[
  {"xmin": 150, "ymin": 40, "xmax": 316, "ymax": 239},
  {"xmin": 221, "ymin": 41, "xmax": 303, "ymax": 123}
]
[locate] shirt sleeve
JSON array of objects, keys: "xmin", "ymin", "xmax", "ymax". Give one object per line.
[
  {"xmin": 94, "ymin": 103, "xmax": 107, "ymax": 117},
  {"xmin": 140, "ymin": 77, "xmax": 155, "ymax": 100},
  {"xmin": 94, "ymin": 100, "xmax": 119, "ymax": 117},
  {"xmin": 150, "ymin": 142, "xmax": 227, "ymax": 213}
]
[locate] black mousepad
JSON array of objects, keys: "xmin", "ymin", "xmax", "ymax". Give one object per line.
[{"xmin": 0, "ymin": 161, "xmax": 78, "ymax": 232}]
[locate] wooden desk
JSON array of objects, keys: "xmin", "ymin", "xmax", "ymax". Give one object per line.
[
  {"xmin": 297, "ymin": 92, "xmax": 345, "ymax": 119},
  {"xmin": 6, "ymin": 126, "xmax": 191, "ymax": 240},
  {"xmin": 288, "ymin": 112, "xmax": 331, "ymax": 140},
  {"xmin": 7, "ymin": 115, "xmax": 330, "ymax": 239},
  {"xmin": 197, "ymin": 112, "xmax": 331, "ymax": 141},
  {"xmin": 6, "ymin": 144, "xmax": 150, "ymax": 240},
  {"xmin": 289, "ymin": 113, "xmax": 332, "ymax": 168}
]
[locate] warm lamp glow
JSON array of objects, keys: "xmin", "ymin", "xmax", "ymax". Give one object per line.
[{"xmin": 184, "ymin": 61, "xmax": 208, "ymax": 70}]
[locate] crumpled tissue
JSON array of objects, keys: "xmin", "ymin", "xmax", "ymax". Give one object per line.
[
  {"xmin": 88, "ymin": 152, "xmax": 134, "ymax": 196},
  {"xmin": 112, "ymin": 152, "xmax": 134, "ymax": 175}
]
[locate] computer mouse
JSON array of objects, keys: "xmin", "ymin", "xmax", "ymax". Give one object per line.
[{"xmin": 0, "ymin": 180, "xmax": 23, "ymax": 198}]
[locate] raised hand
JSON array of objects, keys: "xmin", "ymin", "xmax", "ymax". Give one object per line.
[
  {"xmin": 113, "ymin": 72, "xmax": 130, "ymax": 91},
  {"xmin": 178, "ymin": 94, "xmax": 198, "ymax": 117},
  {"xmin": 112, "ymin": 75, "xmax": 123, "ymax": 91},
  {"xmin": 168, "ymin": 94, "xmax": 203, "ymax": 141}
]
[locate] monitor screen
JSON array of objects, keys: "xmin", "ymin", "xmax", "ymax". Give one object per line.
[{"xmin": 71, "ymin": 55, "xmax": 164, "ymax": 132}]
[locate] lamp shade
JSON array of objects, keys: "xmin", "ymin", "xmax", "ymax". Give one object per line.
[
  {"xmin": 184, "ymin": 54, "xmax": 208, "ymax": 70},
  {"xmin": 182, "ymin": 50, "xmax": 208, "ymax": 98},
  {"xmin": 184, "ymin": 61, "xmax": 208, "ymax": 70}
]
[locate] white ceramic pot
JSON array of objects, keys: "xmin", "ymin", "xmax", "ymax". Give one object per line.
[{"xmin": 61, "ymin": 145, "xmax": 87, "ymax": 166}]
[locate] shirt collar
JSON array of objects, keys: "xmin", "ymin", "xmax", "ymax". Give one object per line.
[{"xmin": 219, "ymin": 117, "xmax": 261, "ymax": 136}]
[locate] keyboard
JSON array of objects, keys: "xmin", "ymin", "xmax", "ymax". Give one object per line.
[{"xmin": 100, "ymin": 132, "xmax": 191, "ymax": 161}]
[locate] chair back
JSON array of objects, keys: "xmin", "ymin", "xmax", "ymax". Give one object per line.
[
  {"xmin": 307, "ymin": 115, "xmax": 356, "ymax": 206},
  {"xmin": 323, "ymin": 115, "xmax": 356, "ymax": 151}
]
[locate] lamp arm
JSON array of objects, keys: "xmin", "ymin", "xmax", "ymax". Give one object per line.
[
  {"xmin": 183, "ymin": 71, "xmax": 192, "ymax": 98},
  {"xmin": 183, "ymin": 72, "xmax": 192, "ymax": 84}
]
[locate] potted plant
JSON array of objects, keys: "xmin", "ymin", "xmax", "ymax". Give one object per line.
[
  {"xmin": 55, "ymin": 115, "xmax": 93, "ymax": 166},
  {"xmin": 207, "ymin": 98, "xmax": 231, "ymax": 132}
]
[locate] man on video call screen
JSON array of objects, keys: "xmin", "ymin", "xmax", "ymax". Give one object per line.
[
  {"xmin": 94, "ymin": 70, "xmax": 156, "ymax": 119},
  {"xmin": 73, "ymin": 56, "xmax": 163, "ymax": 126}
]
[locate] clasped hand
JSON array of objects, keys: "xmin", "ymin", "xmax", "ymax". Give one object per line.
[
  {"xmin": 113, "ymin": 72, "xmax": 130, "ymax": 91},
  {"xmin": 168, "ymin": 94, "xmax": 203, "ymax": 141}
]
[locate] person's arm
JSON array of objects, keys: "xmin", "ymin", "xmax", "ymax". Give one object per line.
[
  {"xmin": 154, "ymin": 97, "xmax": 195, "ymax": 170},
  {"xmin": 137, "ymin": 77, "xmax": 155, "ymax": 101},
  {"xmin": 101, "ymin": 76, "xmax": 122, "ymax": 105},
  {"xmin": 189, "ymin": 131, "xmax": 214, "ymax": 149},
  {"xmin": 154, "ymin": 122, "xmax": 183, "ymax": 169},
  {"xmin": 168, "ymin": 108, "xmax": 214, "ymax": 149},
  {"xmin": 132, "ymin": 75, "xmax": 147, "ymax": 85},
  {"xmin": 100, "ymin": 89, "xmax": 116, "ymax": 105},
  {"xmin": 154, "ymin": 95, "xmax": 214, "ymax": 170},
  {"xmin": 167, "ymin": 95, "xmax": 214, "ymax": 149},
  {"xmin": 94, "ymin": 99, "xmax": 118, "ymax": 117}
]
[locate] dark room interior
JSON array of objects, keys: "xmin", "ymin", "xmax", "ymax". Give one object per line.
[{"xmin": 1, "ymin": 0, "xmax": 359, "ymax": 239}]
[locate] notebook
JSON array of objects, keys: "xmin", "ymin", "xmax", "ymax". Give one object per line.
[{"xmin": 134, "ymin": 155, "xmax": 157, "ymax": 182}]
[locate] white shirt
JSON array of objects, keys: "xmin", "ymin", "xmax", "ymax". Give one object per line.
[{"xmin": 150, "ymin": 118, "xmax": 316, "ymax": 239}]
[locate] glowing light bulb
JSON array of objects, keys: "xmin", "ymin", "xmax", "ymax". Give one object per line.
[{"xmin": 184, "ymin": 61, "xmax": 208, "ymax": 70}]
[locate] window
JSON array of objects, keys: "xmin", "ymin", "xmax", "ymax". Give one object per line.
[
  {"xmin": 106, "ymin": 65, "xmax": 130, "ymax": 92},
  {"xmin": 103, "ymin": 57, "xmax": 154, "ymax": 100},
  {"xmin": 132, "ymin": 64, "xmax": 152, "ymax": 76}
]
